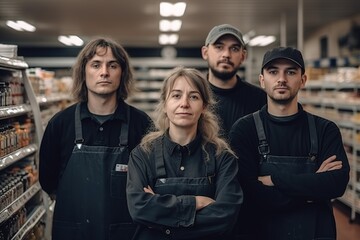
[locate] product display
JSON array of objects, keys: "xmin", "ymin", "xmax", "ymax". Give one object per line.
[
  {"xmin": 0, "ymin": 55, "xmax": 46, "ymax": 240},
  {"xmin": 300, "ymin": 65, "xmax": 360, "ymax": 221}
]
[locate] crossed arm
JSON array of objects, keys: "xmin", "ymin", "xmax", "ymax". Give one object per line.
[{"xmin": 258, "ymin": 155, "xmax": 343, "ymax": 186}]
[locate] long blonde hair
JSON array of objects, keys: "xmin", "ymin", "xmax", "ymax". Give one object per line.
[{"xmin": 140, "ymin": 66, "xmax": 235, "ymax": 158}]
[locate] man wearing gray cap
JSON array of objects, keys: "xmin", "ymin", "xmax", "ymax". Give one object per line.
[
  {"xmin": 201, "ymin": 24, "xmax": 266, "ymax": 139},
  {"xmin": 229, "ymin": 46, "xmax": 350, "ymax": 239}
]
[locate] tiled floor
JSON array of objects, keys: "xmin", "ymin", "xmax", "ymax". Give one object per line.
[{"xmin": 333, "ymin": 200, "xmax": 360, "ymax": 240}]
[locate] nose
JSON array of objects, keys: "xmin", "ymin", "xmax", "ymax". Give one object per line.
[
  {"xmin": 277, "ymin": 71, "xmax": 287, "ymax": 83},
  {"xmin": 180, "ymin": 96, "xmax": 190, "ymax": 108},
  {"xmin": 221, "ymin": 48, "xmax": 231, "ymax": 58},
  {"xmin": 100, "ymin": 64, "xmax": 109, "ymax": 77}
]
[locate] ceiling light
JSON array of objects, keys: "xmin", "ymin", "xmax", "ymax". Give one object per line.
[
  {"xmin": 159, "ymin": 34, "xmax": 179, "ymax": 45},
  {"xmin": 6, "ymin": 20, "xmax": 36, "ymax": 32},
  {"xmin": 58, "ymin": 35, "xmax": 84, "ymax": 46},
  {"xmin": 159, "ymin": 20, "xmax": 182, "ymax": 32},
  {"xmin": 160, "ymin": 2, "xmax": 186, "ymax": 17},
  {"xmin": 248, "ymin": 35, "xmax": 276, "ymax": 47}
]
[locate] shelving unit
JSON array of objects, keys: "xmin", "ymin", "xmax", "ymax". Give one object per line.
[
  {"xmin": 0, "ymin": 56, "xmax": 47, "ymax": 239},
  {"xmin": 299, "ymin": 68, "xmax": 360, "ymax": 221}
]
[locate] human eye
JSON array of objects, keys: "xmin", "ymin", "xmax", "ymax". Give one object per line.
[
  {"xmin": 231, "ymin": 46, "xmax": 240, "ymax": 52},
  {"xmin": 109, "ymin": 62, "xmax": 120, "ymax": 69},
  {"xmin": 268, "ymin": 69, "xmax": 277, "ymax": 75},
  {"xmin": 189, "ymin": 94, "xmax": 200, "ymax": 101},
  {"xmin": 214, "ymin": 44, "xmax": 223, "ymax": 50},
  {"xmin": 90, "ymin": 62, "xmax": 100, "ymax": 69},
  {"xmin": 170, "ymin": 92, "xmax": 181, "ymax": 99},
  {"xmin": 287, "ymin": 70, "xmax": 297, "ymax": 75}
]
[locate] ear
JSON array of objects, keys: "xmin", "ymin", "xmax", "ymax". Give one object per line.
[
  {"xmin": 300, "ymin": 74, "xmax": 307, "ymax": 88},
  {"xmin": 259, "ymin": 74, "xmax": 265, "ymax": 89},
  {"xmin": 201, "ymin": 46, "xmax": 208, "ymax": 60},
  {"xmin": 242, "ymin": 48, "xmax": 247, "ymax": 61}
]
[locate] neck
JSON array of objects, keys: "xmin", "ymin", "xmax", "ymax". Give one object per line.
[
  {"xmin": 267, "ymin": 98, "xmax": 299, "ymax": 117},
  {"xmin": 208, "ymin": 72, "xmax": 237, "ymax": 89},
  {"xmin": 87, "ymin": 95, "xmax": 118, "ymax": 115},
  {"xmin": 168, "ymin": 125, "xmax": 197, "ymax": 146}
]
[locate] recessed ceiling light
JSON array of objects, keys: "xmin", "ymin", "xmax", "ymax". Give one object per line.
[
  {"xmin": 159, "ymin": 20, "xmax": 182, "ymax": 32},
  {"xmin": 160, "ymin": 2, "xmax": 186, "ymax": 17},
  {"xmin": 58, "ymin": 35, "xmax": 84, "ymax": 46},
  {"xmin": 6, "ymin": 20, "xmax": 36, "ymax": 32},
  {"xmin": 159, "ymin": 34, "xmax": 179, "ymax": 45}
]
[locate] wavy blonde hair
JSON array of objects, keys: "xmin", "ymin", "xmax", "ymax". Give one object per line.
[{"xmin": 140, "ymin": 66, "xmax": 235, "ymax": 158}]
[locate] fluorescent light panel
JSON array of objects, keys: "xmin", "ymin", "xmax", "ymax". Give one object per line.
[
  {"xmin": 248, "ymin": 35, "xmax": 276, "ymax": 47},
  {"xmin": 159, "ymin": 34, "xmax": 179, "ymax": 45},
  {"xmin": 159, "ymin": 20, "xmax": 182, "ymax": 32},
  {"xmin": 160, "ymin": 2, "xmax": 186, "ymax": 17},
  {"xmin": 6, "ymin": 20, "xmax": 36, "ymax": 32},
  {"xmin": 58, "ymin": 35, "xmax": 84, "ymax": 46}
]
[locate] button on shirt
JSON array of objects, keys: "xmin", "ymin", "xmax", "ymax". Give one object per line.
[{"xmin": 163, "ymin": 134, "xmax": 204, "ymax": 178}]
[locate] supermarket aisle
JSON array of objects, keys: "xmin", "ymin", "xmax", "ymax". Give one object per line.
[{"xmin": 334, "ymin": 201, "xmax": 360, "ymax": 240}]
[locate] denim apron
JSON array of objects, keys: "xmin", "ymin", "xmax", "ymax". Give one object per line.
[
  {"xmin": 52, "ymin": 103, "xmax": 136, "ymax": 240},
  {"xmin": 133, "ymin": 138, "xmax": 216, "ymax": 240},
  {"xmin": 253, "ymin": 111, "xmax": 319, "ymax": 240}
]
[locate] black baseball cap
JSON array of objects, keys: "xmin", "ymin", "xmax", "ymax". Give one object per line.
[{"xmin": 261, "ymin": 47, "xmax": 305, "ymax": 71}]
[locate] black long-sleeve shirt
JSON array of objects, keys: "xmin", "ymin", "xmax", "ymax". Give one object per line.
[
  {"xmin": 229, "ymin": 104, "xmax": 350, "ymax": 238},
  {"xmin": 210, "ymin": 75, "xmax": 267, "ymax": 138},
  {"xmin": 127, "ymin": 134, "xmax": 243, "ymax": 240},
  {"xmin": 39, "ymin": 100, "xmax": 153, "ymax": 195}
]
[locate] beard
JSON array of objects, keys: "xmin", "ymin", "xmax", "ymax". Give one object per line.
[{"xmin": 209, "ymin": 66, "xmax": 237, "ymax": 82}]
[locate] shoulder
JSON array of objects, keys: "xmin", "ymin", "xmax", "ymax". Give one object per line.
[
  {"xmin": 47, "ymin": 103, "xmax": 77, "ymax": 126},
  {"xmin": 309, "ymin": 112, "xmax": 339, "ymax": 132},
  {"xmin": 128, "ymin": 104, "xmax": 152, "ymax": 122}
]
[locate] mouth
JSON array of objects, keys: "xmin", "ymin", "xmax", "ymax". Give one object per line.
[
  {"xmin": 97, "ymin": 80, "xmax": 112, "ymax": 84},
  {"xmin": 218, "ymin": 61, "xmax": 233, "ymax": 67},
  {"xmin": 176, "ymin": 112, "xmax": 192, "ymax": 116}
]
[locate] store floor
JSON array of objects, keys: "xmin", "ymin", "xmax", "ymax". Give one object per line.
[{"xmin": 334, "ymin": 200, "xmax": 360, "ymax": 240}]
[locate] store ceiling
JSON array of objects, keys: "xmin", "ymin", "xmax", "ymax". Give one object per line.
[{"xmin": 0, "ymin": 0, "xmax": 359, "ymax": 49}]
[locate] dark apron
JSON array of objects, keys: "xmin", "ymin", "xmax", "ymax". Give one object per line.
[
  {"xmin": 52, "ymin": 103, "xmax": 136, "ymax": 240},
  {"xmin": 133, "ymin": 139, "xmax": 216, "ymax": 240},
  {"xmin": 253, "ymin": 111, "xmax": 320, "ymax": 240}
]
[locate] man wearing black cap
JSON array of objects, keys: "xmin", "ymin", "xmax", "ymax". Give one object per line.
[
  {"xmin": 229, "ymin": 46, "xmax": 350, "ymax": 239},
  {"xmin": 201, "ymin": 24, "xmax": 266, "ymax": 138}
]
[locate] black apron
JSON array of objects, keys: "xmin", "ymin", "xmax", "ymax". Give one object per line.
[
  {"xmin": 253, "ymin": 111, "xmax": 321, "ymax": 240},
  {"xmin": 52, "ymin": 103, "xmax": 136, "ymax": 240},
  {"xmin": 133, "ymin": 138, "xmax": 216, "ymax": 240}
]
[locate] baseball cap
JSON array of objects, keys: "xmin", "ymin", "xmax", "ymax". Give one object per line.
[
  {"xmin": 261, "ymin": 47, "xmax": 305, "ymax": 71},
  {"xmin": 205, "ymin": 24, "xmax": 245, "ymax": 46}
]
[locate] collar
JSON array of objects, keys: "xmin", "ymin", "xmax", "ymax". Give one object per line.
[
  {"xmin": 163, "ymin": 131, "xmax": 202, "ymax": 156},
  {"xmin": 79, "ymin": 100, "xmax": 128, "ymax": 122},
  {"xmin": 261, "ymin": 103, "xmax": 305, "ymax": 123},
  {"xmin": 208, "ymin": 75, "xmax": 242, "ymax": 94}
]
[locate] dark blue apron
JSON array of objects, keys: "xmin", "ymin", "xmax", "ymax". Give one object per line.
[
  {"xmin": 253, "ymin": 111, "xmax": 321, "ymax": 240},
  {"xmin": 133, "ymin": 138, "xmax": 216, "ymax": 240},
  {"xmin": 52, "ymin": 103, "xmax": 136, "ymax": 240}
]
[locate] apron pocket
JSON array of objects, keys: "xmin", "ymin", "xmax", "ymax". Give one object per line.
[
  {"xmin": 111, "ymin": 171, "xmax": 127, "ymax": 198},
  {"xmin": 52, "ymin": 220, "xmax": 81, "ymax": 240},
  {"xmin": 109, "ymin": 222, "xmax": 137, "ymax": 240}
]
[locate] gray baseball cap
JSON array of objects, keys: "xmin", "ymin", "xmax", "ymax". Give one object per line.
[{"xmin": 205, "ymin": 24, "xmax": 245, "ymax": 46}]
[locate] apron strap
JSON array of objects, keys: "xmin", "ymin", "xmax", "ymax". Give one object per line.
[
  {"xmin": 119, "ymin": 104, "xmax": 130, "ymax": 147},
  {"xmin": 154, "ymin": 137, "xmax": 167, "ymax": 178},
  {"xmin": 253, "ymin": 111, "xmax": 270, "ymax": 157},
  {"xmin": 74, "ymin": 103, "xmax": 84, "ymax": 149},
  {"xmin": 307, "ymin": 113, "xmax": 318, "ymax": 160}
]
